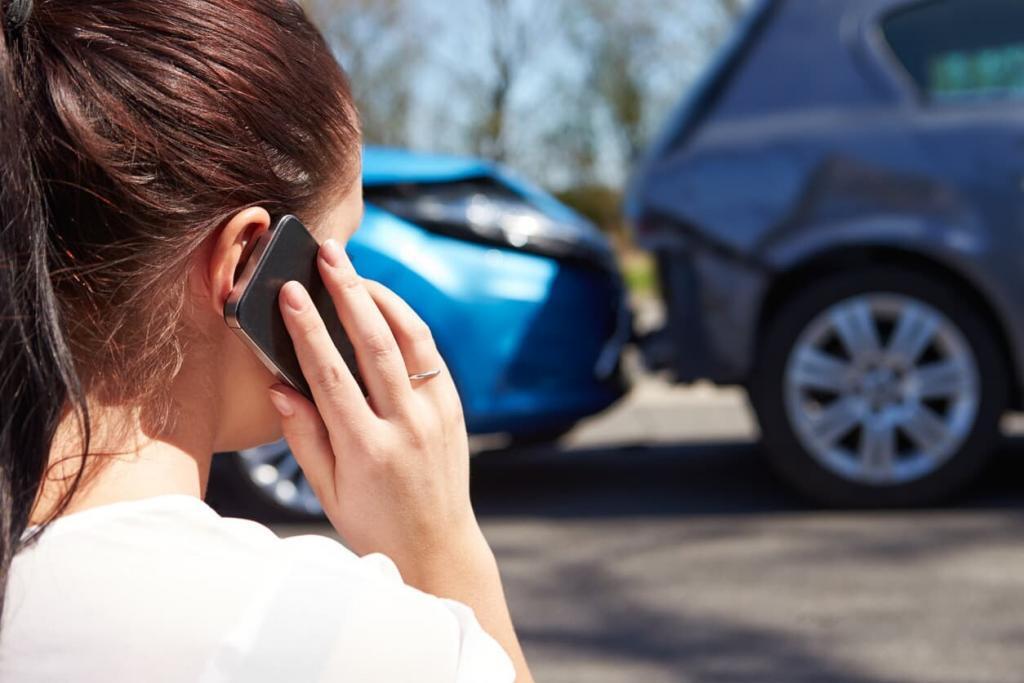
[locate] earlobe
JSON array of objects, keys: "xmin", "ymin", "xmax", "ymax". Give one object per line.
[{"xmin": 208, "ymin": 207, "xmax": 272, "ymax": 316}]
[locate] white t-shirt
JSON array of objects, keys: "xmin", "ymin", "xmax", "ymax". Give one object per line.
[{"xmin": 0, "ymin": 495, "xmax": 515, "ymax": 683}]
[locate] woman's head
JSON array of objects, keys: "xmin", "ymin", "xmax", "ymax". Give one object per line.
[{"xmin": 0, "ymin": 0, "xmax": 362, "ymax": 612}]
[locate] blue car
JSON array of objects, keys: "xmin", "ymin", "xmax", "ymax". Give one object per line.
[{"xmin": 210, "ymin": 147, "xmax": 632, "ymax": 519}]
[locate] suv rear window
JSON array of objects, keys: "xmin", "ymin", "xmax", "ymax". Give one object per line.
[{"xmin": 883, "ymin": 0, "xmax": 1024, "ymax": 102}]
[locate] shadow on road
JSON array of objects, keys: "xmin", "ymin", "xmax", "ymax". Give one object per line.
[
  {"xmin": 474, "ymin": 438, "xmax": 1024, "ymax": 683},
  {"xmin": 471, "ymin": 437, "xmax": 1024, "ymax": 518},
  {"xmin": 515, "ymin": 559, "xmax": 911, "ymax": 683}
]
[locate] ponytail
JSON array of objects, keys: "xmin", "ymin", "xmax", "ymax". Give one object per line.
[{"xmin": 0, "ymin": 2, "xmax": 88, "ymax": 620}]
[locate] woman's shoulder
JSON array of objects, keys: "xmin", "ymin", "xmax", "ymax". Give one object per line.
[
  {"xmin": 2, "ymin": 495, "xmax": 514, "ymax": 683},
  {"xmin": 12, "ymin": 494, "xmax": 342, "ymax": 574},
  {"xmin": 8, "ymin": 494, "xmax": 403, "ymax": 611}
]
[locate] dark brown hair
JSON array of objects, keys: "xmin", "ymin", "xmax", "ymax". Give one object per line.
[{"xmin": 0, "ymin": 0, "xmax": 360, "ymax": 620}]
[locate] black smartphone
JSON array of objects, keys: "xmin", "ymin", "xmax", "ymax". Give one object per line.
[{"xmin": 223, "ymin": 214, "xmax": 363, "ymax": 400}]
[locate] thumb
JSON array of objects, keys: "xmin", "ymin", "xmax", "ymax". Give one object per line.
[{"xmin": 267, "ymin": 383, "xmax": 336, "ymax": 502}]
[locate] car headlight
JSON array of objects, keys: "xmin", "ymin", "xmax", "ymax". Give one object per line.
[{"xmin": 366, "ymin": 179, "xmax": 615, "ymax": 269}]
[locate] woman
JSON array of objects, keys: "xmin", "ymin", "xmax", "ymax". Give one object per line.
[{"xmin": 0, "ymin": 1, "xmax": 532, "ymax": 681}]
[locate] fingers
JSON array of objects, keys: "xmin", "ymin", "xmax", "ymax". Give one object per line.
[
  {"xmin": 279, "ymin": 280, "xmax": 370, "ymax": 427},
  {"xmin": 267, "ymin": 383, "xmax": 336, "ymax": 501},
  {"xmin": 362, "ymin": 280, "xmax": 447, "ymax": 378},
  {"xmin": 318, "ymin": 240, "xmax": 412, "ymax": 416},
  {"xmin": 363, "ymin": 280, "xmax": 462, "ymax": 419}
]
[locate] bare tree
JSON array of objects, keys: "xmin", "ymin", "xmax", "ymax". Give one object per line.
[
  {"xmin": 302, "ymin": 0, "xmax": 424, "ymax": 146},
  {"xmin": 560, "ymin": 0, "xmax": 659, "ymax": 166},
  {"xmin": 299, "ymin": 0, "xmax": 751, "ymax": 186},
  {"xmin": 535, "ymin": 75, "xmax": 601, "ymax": 187},
  {"xmin": 720, "ymin": 0, "xmax": 750, "ymax": 19},
  {"xmin": 422, "ymin": 0, "xmax": 557, "ymax": 164},
  {"xmin": 563, "ymin": 0, "xmax": 753, "ymax": 171},
  {"xmin": 464, "ymin": 0, "xmax": 532, "ymax": 163}
]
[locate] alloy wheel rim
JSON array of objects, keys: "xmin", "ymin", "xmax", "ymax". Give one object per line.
[
  {"xmin": 238, "ymin": 440, "xmax": 323, "ymax": 515},
  {"xmin": 783, "ymin": 294, "xmax": 980, "ymax": 486}
]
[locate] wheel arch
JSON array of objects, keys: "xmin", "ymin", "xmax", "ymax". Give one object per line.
[{"xmin": 755, "ymin": 245, "xmax": 1021, "ymax": 407}]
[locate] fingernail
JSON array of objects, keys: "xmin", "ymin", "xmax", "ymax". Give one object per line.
[
  {"xmin": 281, "ymin": 281, "xmax": 307, "ymax": 312},
  {"xmin": 268, "ymin": 386, "xmax": 294, "ymax": 417},
  {"xmin": 320, "ymin": 239, "xmax": 344, "ymax": 267}
]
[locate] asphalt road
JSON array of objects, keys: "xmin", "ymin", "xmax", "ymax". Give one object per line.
[{"xmin": 279, "ymin": 379, "xmax": 1024, "ymax": 683}]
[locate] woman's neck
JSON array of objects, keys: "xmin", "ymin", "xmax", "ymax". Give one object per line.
[{"xmin": 32, "ymin": 392, "xmax": 218, "ymax": 525}]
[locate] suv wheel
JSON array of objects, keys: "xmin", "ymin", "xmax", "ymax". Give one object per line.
[{"xmin": 751, "ymin": 266, "xmax": 1007, "ymax": 506}]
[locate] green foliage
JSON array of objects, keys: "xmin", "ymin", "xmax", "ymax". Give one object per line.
[
  {"xmin": 556, "ymin": 185, "xmax": 658, "ymax": 297},
  {"xmin": 623, "ymin": 253, "xmax": 658, "ymax": 296},
  {"xmin": 555, "ymin": 185, "xmax": 623, "ymax": 235}
]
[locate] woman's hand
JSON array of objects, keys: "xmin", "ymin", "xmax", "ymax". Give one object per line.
[
  {"xmin": 266, "ymin": 238, "xmax": 485, "ymax": 575},
  {"xmin": 267, "ymin": 238, "xmax": 535, "ymax": 683}
]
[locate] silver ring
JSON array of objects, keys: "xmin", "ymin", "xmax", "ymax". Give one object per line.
[{"xmin": 408, "ymin": 369, "xmax": 442, "ymax": 382}]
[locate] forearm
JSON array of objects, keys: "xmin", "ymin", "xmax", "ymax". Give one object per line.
[{"xmin": 401, "ymin": 525, "xmax": 535, "ymax": 683}]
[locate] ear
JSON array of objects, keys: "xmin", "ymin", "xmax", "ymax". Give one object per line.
[{"xmin": 206, "ymin": 206, "xmax": 272, "ymax": 316}]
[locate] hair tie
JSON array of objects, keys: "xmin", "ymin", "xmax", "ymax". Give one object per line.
[{"xmin": 4, "ymin": 0, "xmax": 32, "ymax": 33}]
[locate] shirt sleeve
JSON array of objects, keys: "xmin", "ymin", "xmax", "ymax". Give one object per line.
[
  {"xmin": 200, "ymin": 533, "xmax": 515, "ymax": 683},
  {"xmin": 439, "ymin": 597, "xmax": 518, "ymax": 683},
  {"xmin": 351, "ymin": 548, "xmax": 516, "ymax": 683}
]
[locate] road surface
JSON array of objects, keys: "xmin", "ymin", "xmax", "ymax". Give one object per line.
[{"xmin": 279, "ymin": 378, "xmax": 1024, "ymax": 682}]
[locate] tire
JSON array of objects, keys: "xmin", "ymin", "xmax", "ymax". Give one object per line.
[
  {"xmin": 207, "ymin": 442, "xmax": 325, "ymax": 523},
  {"xmin": 750, "ymin": 266, "xmax": 1008, "ymax": 507}
]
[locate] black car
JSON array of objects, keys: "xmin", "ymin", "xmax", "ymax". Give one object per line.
[{"xmin": 628, "ymin": 0, "xmax": 1024, "ymax": 506}]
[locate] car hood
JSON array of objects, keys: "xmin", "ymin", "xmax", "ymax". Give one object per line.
[
  {"xmin": 362, "ymin": 147, "xmax": 497, "ymax": 187},
  {"xmin": 362, "ymin": 146, "xmax": 592, "ymax": 229}
]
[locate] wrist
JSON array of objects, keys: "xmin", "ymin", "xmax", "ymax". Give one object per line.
[{"xmin": 400, "ymin": 523, "xmax": 500, "ymax": 596}]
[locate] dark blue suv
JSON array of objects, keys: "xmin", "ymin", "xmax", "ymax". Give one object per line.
[{"xmin": 628, "ymin": 0, "xmax": 1024, "ymax": 506}]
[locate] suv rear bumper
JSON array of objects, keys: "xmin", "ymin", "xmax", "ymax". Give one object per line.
[{"xmin": 643, "ymin": 245, "xmax": 768, "ymax": 385}]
